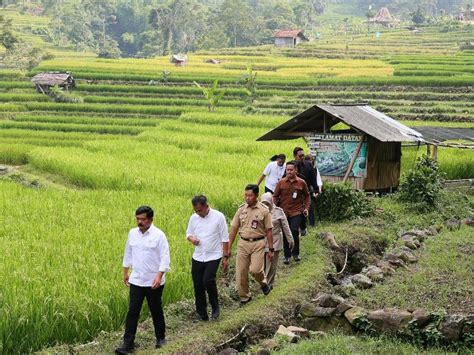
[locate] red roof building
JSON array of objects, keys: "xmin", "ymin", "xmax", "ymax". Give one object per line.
[{"xmin": 273, "ymin": 29, "xmax": 309, "ymax": 47}]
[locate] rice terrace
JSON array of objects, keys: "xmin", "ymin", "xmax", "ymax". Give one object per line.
[{"xmin": 0, "ymin": 0, "xmax": 473, "ymax": 354}]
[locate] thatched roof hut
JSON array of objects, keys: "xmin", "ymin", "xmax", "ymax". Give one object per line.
[
  {"xmin": 31, "ymin": 72, "xmax": 75, "ymax": 94},
  {"xmin": 369, "ymin": 7, "xmax": 399, "ymax": 27},
  {"xmin": 170, "ymin": 54, "xmax": 188, "ymax": 66}
]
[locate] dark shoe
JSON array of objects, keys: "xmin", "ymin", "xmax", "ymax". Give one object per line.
[
  {"xmin": 155, "ymin": 338, "xmax": 167, "ymax": 349},
  {"xmin": 283, "ymin": 257, "xmax": 290, "ymax": 265},
  {"xmin": 262, "ymin": 284, "xmax": 272, "ymax": 295},
  {"xmin": 294, "ymin": 255, "xmax": 301, "ymax": 262},
  {"xmin": 240, "ymin": 297, "xmax": 252, "ymax": 306},
  {"xmin": 211, "ymin": 307, "xmax": 220, "ymax": 320},
  {"xmin": 198, "ymin": 312, "xmax": 209, "ymax": 321},
  {"xmin": 115, "ymin": 343, "xmax": 134, "ymax": 354},
  {"xmin": 300, "ymin": 229, "xmax": 307, "ymax": 236}
]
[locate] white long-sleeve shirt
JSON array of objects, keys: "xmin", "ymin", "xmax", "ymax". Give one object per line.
[
  {"xmin": 316, "ymin": 167, "xmax": 322, "ymax": 189},
  {"xmin": 123, "ymin": 224, "xmax": 170, "ymax": 287},
  {"xmin": 186, "ymin": 208, "xmax": 229, "ymax": 262}
]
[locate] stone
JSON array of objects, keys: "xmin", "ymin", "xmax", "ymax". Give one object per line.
[
  {"xmin": 0, "ymin": 166, "xmax": 7, "ymax": 175},
  {"xmin": 401, "ymin": 229, "xmax": 427, "ymax": 242},
  {"xmin": 375, "ymin": 260, "xmax": 396, "ymax": 276},
  {"xmin": 218, "ymin": 348, "xmax": 239, "ymax": 355},
  {"xmin": 309, "ymin": 331, "xmax": 327, "ymax": 338},
  {"xmin": 287, "ymin": 326, "xmax": 310, "ymax": 338},
  {"xmin": 367, "ymin": 309, "xmax": 413, "ymax": 333},
  {"xmin": 401, "ymin": 235, "xmax": 421, "ymax": 250},
  {"xmin": 313, "ymin": 293, "xmax": 345, "ymax": 308},
  {"xmin": 383, "ymin": 253, "xmax": 408, "ymax": 269},
  {"xmin": 302, "ymin": 316, "xmax": 353, "ymax": 335},
  {"xmin": 334, "ymin": 302, "xmax": 355, "ymax": 316},
  {"xmin": 411, "ymin": 309, "xmax": 431, "ymax": 327},
  {"xmin": 344, "ymin": 306, "xmax": 367, "ymax": 325},
  {"xmin": 362, "ymin": 265, "xmax": 384, "ymax": 282},
  {"xmin": 275, "ymin": 325, "xmax": 299, "ymax": 343},
  {"xmin": 428, "ymin": 225, "xmax": 439, "ymax": 236},
  {"xmin": 461, "ymin": 314, "xmax": 474, "ymax": 337},
  {"xmin": 319, "ymin": 232, "xmax": 340, "ymax": 249},
  {"xmin": 313, "ymin": 307, "xmax": 336, "ymax": 318},
  {"xmin": 350, "ymin": 274, "xmax": 373, "ymax": 289},
  {"xmin": 446, "ymin": 218, "xmax": 461, "ymax": 231},
  {"xmin": 301, "ymin": 303, "xmax": 335, "ymax": 318},
  {"xmin": 393, "ymin": 248, "xmax": 418, "ymax": 263},
  {"xmin": 300, "ymin": 302, "xmax": 317, "ymax": 318},
  {"xmin": 340, "ymin": 277, "xmax": 354, "ymax": 288},
  {"xmin": 255, "ymin": 349, "xmax": 271, "ymax": 355},
  {"xmin": 462, "ymin": 217, "xmax": 474, "ymax": 227},
  {"xmin": 440, "ymin": 314, "xmax": 465, "ymax": 341},
  {"xmin": 260, "ymin": 339, "xmax": 279, "ymax": 350}
]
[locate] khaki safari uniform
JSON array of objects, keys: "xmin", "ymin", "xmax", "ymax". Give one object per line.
[{"xmin": 231, "ymin": 202, "xmax": 273, "ymax": 302}]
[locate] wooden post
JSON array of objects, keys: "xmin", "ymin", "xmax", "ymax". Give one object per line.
[
  {"xmin": 432, "ymin": 144, "xmax": 438, "ymax": 161},
  {"xmin": 426, "ymin": 144, "xmax": 431, "ymax": 155},
  {"xmin": 343, "ymin": 134, "xmax": 365, "ymax": 183}
]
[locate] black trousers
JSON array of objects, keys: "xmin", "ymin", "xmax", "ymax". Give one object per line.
[
  {"xmin": 264, "ymin": 186, "xmax": 274, "ymax": 194},
  {"xmin": 124, "ymin": 284, "xmax": 165, "ymax": 345},
  {"xmin": 191, "ymin": 258, "xmax": 221, "ymax": 318},
  {"xmin": 301, "ymin": 200, "xmax": 316, "ymax": 229},
  {"xmin": 284, "ymin": 214, "xmax": 302, "ymax": 258}
]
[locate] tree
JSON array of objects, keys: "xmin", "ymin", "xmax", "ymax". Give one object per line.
[
  {"xmin": 411, "ymin": 6, "xmax": 427, "ymax": 24},
  {"xmin": 0, "ymin": 15, "xmax": 18, "ymax": 50},
  {"xmin": 218, "ymin": 0, "xmax": 259, "ymax": 47}
]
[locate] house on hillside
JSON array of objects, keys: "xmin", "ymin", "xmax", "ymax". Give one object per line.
[
  {"xmin": 457, "ymin": 4, "xmax": 474, "ymax": 23},
  {"xmin": 368, "ymin": 7, "xmax": 399, "ymax": 27},
  {"xmin": 31, "ymin": 72, "xmax": 75, "ymax": 94},
  {"xmin": 273, "ymin": 30, "xmax": 309, "ymax": 47},
  {"xmin": 257, "ymin": 104, "xmax": 424, "ymax": 192}
]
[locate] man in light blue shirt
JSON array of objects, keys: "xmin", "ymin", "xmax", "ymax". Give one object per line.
[{"xmin": 116, "ymin": 206, "xmax": 170, "ymax": 354}]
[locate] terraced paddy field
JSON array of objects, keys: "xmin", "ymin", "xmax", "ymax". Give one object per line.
[{"xmin": 0, "ymin": 7, "xmax": 473, "ymax": 354}]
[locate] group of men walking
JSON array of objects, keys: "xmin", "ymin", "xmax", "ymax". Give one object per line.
[{"xmin": 115, "ymin": 146, "xmax": 321, "ymax": 354}]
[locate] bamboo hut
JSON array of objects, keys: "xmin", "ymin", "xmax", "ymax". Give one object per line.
[{"xmin": 31, "ymin": 72, "xmax": 75, "ymax": 94}]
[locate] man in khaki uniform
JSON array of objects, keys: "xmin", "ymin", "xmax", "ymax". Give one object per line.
[{"xmin": 228, "ymin": 184, "xmax": 274, "ymax": 305}]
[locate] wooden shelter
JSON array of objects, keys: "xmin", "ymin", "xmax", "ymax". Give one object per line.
[
  {"xmin": 457, "ymin": 4, "xmax": 474, "ymax": 23},
  {"xmin": 273, "ymin": 30, "xmax": 309, "ymax": 47},
  {"xmin": 31, "ymin": 72, "xmax": 75, "ymax": 94},
  {"xmin": 257, "ymin": 104, "xmax": 424, "ymax": 191},
  {"xmin": 170, "ymin": 54, "xmax": 188, "ymax": 66}
]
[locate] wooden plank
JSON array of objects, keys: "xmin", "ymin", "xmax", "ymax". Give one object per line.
[{"xmin": 343, "ymin": 134, "xmax": 365, "ymax": 183}]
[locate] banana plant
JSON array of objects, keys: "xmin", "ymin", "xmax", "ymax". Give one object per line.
[{"xmin": 193, "ymin": 79, "xmax": 225, "ymax": 112}]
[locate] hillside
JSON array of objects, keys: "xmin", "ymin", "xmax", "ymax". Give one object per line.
[{"xmin": 0, "ymin": 5, "xmax": 473, "ymax": 354}]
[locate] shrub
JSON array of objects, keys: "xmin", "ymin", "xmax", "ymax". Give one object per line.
[
  {"xmin": 397, "ymin": 155, "xmax": 444, "ymax": 211},
  {"xmin": 316, "ymin": 182, "xmax": 374, "ymax": 221},
  {"xmin": 49, "ymin": 85, "xmax": 84, "ymax": 104}
]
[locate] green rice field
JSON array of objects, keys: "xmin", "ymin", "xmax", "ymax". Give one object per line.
[{"xmin": 0, "ymin": 6, "xmax": 473, "ymax": 354}]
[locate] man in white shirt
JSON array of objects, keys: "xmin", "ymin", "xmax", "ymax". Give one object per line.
[
  {"xmin": 257, "ymin": 154, "xmax": 286, "ymax": 194},
  {"xmin": 186, "ymin": 195, "xmax": 229, "ymax": 321},
  {"xmin": 116, "ymin": 206, "xmax": 171, "ymax": 354}
]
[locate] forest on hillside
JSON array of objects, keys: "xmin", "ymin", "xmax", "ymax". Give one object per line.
[{"xmin": 1, "ymin": 0, "xmax": 471, "ymax": 58}]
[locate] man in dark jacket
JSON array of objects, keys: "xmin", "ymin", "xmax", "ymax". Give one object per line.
[{"xmin": 293, "ymin": 147, "xmax": 319, "ymax": 234}]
